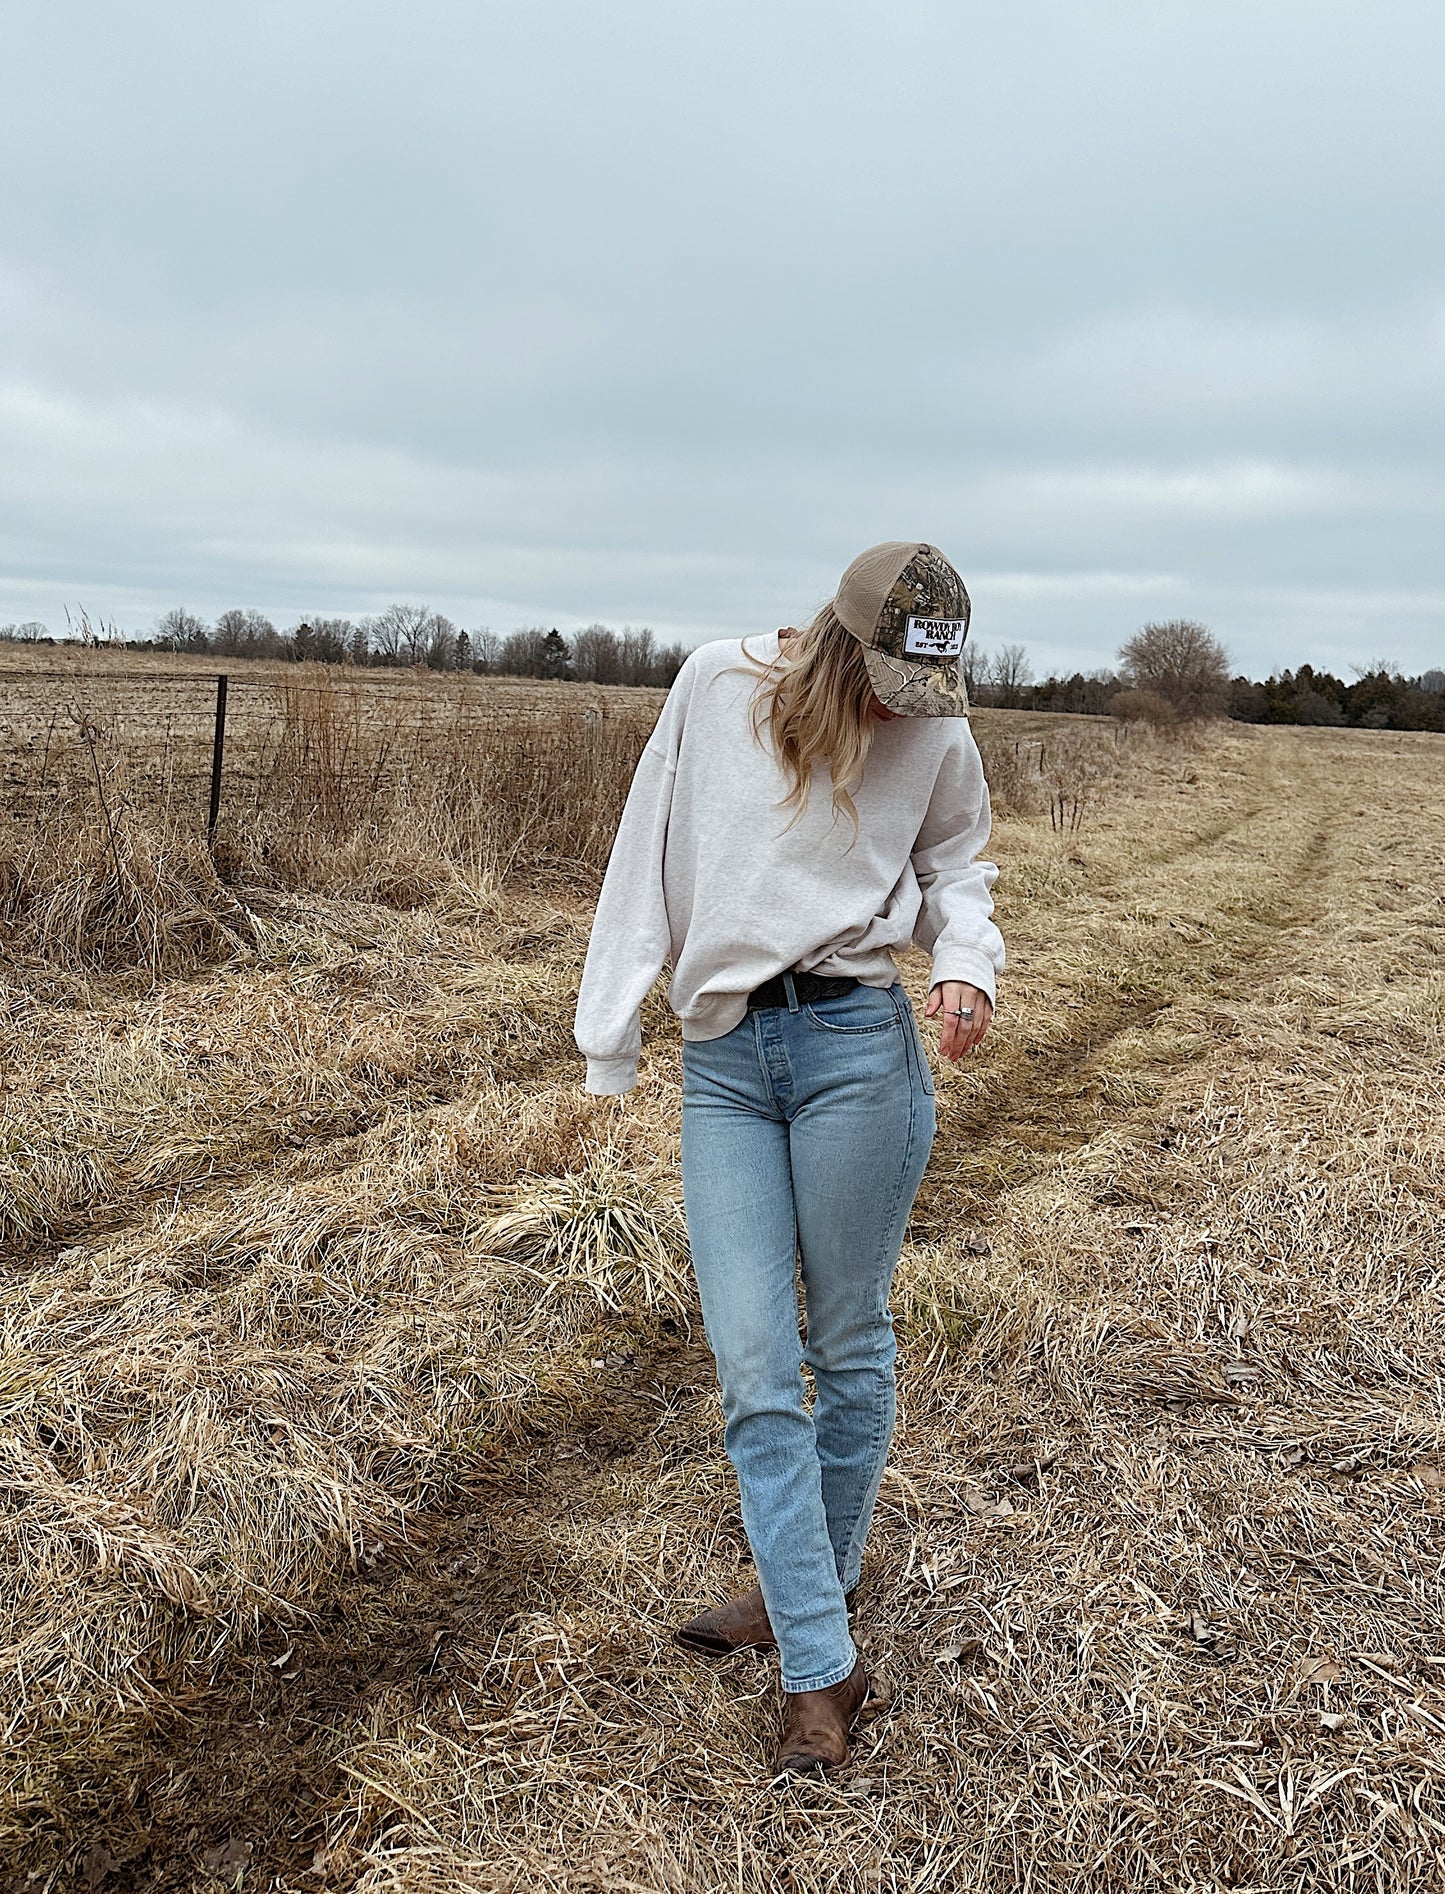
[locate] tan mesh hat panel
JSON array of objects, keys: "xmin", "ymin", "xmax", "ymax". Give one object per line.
[{"xmin": 833, "ymin": 542, "xmax": 921, "ymax": 643}]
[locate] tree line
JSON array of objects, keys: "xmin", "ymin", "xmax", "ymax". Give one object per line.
[
  {"xmin": 4, "ymin": 608, "xmax": 1440, "ymax": 729},
  {"xmin": 964, "ymin": 620, "xmax": 1445, "ymax": 732},
  {"xmin": 0, "ymin": 605, "xmax": 690, "ymax": 688}
]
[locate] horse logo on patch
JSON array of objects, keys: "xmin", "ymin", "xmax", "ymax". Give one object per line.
[{"xmin": 903, "ymin": 616, "xmax": 967, "ymax": 659}]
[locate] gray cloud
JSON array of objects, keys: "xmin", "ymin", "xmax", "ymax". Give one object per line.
[{"xmin": 2, "ymin": 0, "xmax": 1442, "ymax": 677}]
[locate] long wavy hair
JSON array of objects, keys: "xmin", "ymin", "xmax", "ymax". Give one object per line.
[{"xmin": 739, "ymin": 605, "xmax": 877, "ymax": 832}]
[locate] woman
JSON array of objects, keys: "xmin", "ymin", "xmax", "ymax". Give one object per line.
[{"xmin": 574, "ymin": 541, "xmax": 1004, "ymax": 1775}]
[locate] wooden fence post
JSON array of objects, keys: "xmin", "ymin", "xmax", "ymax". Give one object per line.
[{"xmin": 207, "ymin": 673, "xmax": 228, "ymax": 847}]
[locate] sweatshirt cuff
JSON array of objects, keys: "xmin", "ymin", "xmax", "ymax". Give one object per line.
[
  {"xmin": 928, "ymin": 950, "xmax": 998, "ymax": 1007},
  {"xmin": 585, "ymin": 1055, "xmax": 639, "ymax": 1096}
]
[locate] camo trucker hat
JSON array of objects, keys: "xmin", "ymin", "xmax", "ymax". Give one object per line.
[{"xmin": 832, "ymin": 541, "xmax": 971, "ymax": 717}]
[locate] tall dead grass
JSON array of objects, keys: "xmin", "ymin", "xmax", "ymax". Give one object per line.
[
  {"xmin": 0, "ymin": 1078, "xmax": 687, "ymax": 1835},
  {"xmin": 220, "ymin": 673, "xmax": 655, "ymax": 892},
  {"xmin": 0, "ymin": 706, "xmax": 256, "ymax": 974},
  {"xmin": 3, "ymin": 666, "xmax": 1142, "ymax": 974},
  {"xmin": 1, "ymin": 672, "xmax": 658, "ymax": 971},
  {"xmin": 6, "ymin": 717, "xmax": 1445, "ymax": 1890}
]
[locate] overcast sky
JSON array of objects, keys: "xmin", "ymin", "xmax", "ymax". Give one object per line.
[{"xmin": 3, "ymin": 1, "xmax": 1443, "ymax": 678}]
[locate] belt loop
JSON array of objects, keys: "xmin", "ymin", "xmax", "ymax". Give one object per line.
[{"xmin": 783, "ymin": 970, "xmax": 799, "ymax": 1012}]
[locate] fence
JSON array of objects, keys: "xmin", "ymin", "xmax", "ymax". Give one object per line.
[
  {"xmin": 0, "ymin": 662, "xmax": 666, "ymax": 851},
  {"xmin": 0, "ymin": 662, "xmax": 677, "ymax": 930},
  {"xmin": 0, "ymin": 655, "xmax": 1148, "ymax": 973}
]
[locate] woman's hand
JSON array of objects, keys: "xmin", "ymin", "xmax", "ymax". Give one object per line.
[{"xmin": 925, "ymin": 981, "xmax": 993, "ymax": 1061}]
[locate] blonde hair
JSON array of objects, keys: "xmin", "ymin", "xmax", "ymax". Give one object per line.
[{"xmin": 739, "ymin": 605, "xmax": 877, "ymax": 831}]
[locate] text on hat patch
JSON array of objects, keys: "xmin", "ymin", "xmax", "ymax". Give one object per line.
[{"xmin": 903, "ymin": 616, "xmax": 967, "ymax": 658}]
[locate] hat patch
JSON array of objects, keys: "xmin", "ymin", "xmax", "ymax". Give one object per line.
[{"xmin": 903, "ymin": 615, "xmax": 967, "ymax": 659}]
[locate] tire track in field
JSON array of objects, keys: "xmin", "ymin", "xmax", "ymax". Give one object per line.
[
  {"xmin": 913, "ymin": 795, "xmax": 1335, "ymax": 1228},
  {"xmin": 6, "ymin": 928, "xmax": 579, "ymax": 1269},
  {"xmin": 23, "ymin": 1322, "xmax": 715, "ymax": 1894},
  {"xmin": 1133, "ymin": 801, "xmax": 1268, "ymax": 868}
]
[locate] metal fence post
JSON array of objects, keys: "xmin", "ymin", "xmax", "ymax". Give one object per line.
[{"xmin": 206, "ymin": 673, "xmax": 228, "ymax": 847}]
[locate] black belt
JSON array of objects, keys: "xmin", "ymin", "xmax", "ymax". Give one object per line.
[{"xmin": 745, "ymin": 969, "xmax": 860, "ymax": 1010}]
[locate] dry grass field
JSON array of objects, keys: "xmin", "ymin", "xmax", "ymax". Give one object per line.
[{"xmin": 2, "ymin": 654, "xmax": 1443, "ymax": 1893}]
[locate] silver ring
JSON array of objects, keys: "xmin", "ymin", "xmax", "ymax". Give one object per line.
[{"xmin": 951, "ymin": 1007, "xmax": 975, "ymax": 1020}]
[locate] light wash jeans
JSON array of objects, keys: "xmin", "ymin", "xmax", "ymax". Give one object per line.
[{"xmin": 680, "ymin": 976, "xmax": 936, "ymax": 1693}]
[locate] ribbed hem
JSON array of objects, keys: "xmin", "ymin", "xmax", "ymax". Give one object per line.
[
  {"xmin": 584, "ymin": 1055, "xmax": 639, "ymax": 1095},
  {"xmin": 781, "ymin": 1641, "xmax": 859, "ymax": 1695},
  {"xmin": 928, "ymin": 950, "xmax": 998, "ymax": 1006}
]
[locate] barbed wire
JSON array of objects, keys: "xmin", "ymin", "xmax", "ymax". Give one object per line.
[{"xmin": 0, "ymin": 668, "xmax": 618, "ymax": 687}]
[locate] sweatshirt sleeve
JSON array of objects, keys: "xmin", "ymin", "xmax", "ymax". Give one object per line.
[
  {"xmin": 572, "ymin": 706, "xmax": 682, "ymax": 1095},
  {"xmin": 910, "ymin": 724, "xmax": 1005, "ymax": 1004}
]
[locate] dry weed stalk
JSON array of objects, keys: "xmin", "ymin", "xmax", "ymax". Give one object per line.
[{"xmin": 0, "ymin": 706, "xmax": 254, "ymax": 973}]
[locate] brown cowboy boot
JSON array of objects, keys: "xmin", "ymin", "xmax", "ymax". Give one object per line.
[
  {"xmin": 673, "ymin": 1585, "xmax": 859, "ymax": 1658},
  {"xmin": 776, "ymin": 1656, "xmax": 871, "ymax": 1774},
  {"xmin": 673, "ymin": 1585, "xmax": 776, "ymax": 1655}
]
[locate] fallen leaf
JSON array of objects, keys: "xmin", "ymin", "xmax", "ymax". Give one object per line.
[
  {"xmin": 1187, "ymin": 1614, "xmax": 1239, "ymax": 1660},
  {"xmin": 202, "ymin": 1837, "xmax": 253, "ymax": 1887},
  {"xmin": 1331, "ymin": 1450, "xmax": 1372, "ymax": 1474},
  {"xmin": 82, "ymin": 1842, "xmax": 120, "ymax": 1891},
  {"xmin": 1002, "ymin": 1448, "xmax": 1060, "ymax": 1480},
  {"xmin": 961, "ymin": 1485, "xmax": 1013, "ymax": 1518},
  {"xmin": 938, "ymin": 1638, "xmax": 986, "ymax": 1663},
  {"xmin": 1300, "ymin": 1653, "xmax": 1344, "ymax": 1685}
]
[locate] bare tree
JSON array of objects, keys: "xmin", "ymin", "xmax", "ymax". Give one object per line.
[
  {"xmin": 156, "ymin": 608, "xmax": 209, "ymax": 652},
  {"xmin": 293, "ymin": 618, "xmax": 351, "ymax": 663},
  {"xmin": 310, "ymin": 617, "xmax": 354, "ymax": 663},
  {"xmin": 987, "ymin": 643, "xmax": 1033, "ymax": 709},
  {"xmin": 472, "ymin": 628, "xmax": 502, "ymax": 672},
  {"xmin": 619, "ymin": 627, "xmax": 657, "ymax": 686},
  {"xmin": 214, "ymin": 608, "xmax": 279, "ymax": 657},
  {"xmin": 654, "ymin": 641, "xmax": 689, "ymax": 684},
  {"xmin": 421, "ymin": 613, "xmax": 461, "ymax": 669},
  {"xmin": 1118, "ymin": 619, "xmax": 1229, "ymax": 721},
  {"xmin": 365, "ymin": 602, "xmax": 450, "ymax": 667},
  {"xmin": 499, "ymin": 627, "xmax": 551, "ymax": 675},
  {"xmin": 214, "ymin": 608, "xmax": 247, "ymax": 654},
  {"xmin": 572, "ymin": 624, "xmax": 623, "ymax": 684},
  {"xmin": 961, "ymin": 643, "xmax": 988, "ymax": 700}
]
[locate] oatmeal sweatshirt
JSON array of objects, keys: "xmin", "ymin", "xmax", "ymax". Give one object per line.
[{"xmin": 574, "ymin": 633, "xmax": 1005, "ymax": 1095}]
